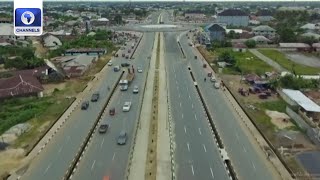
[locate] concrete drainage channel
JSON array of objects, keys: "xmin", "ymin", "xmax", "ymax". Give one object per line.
[
  {"xmin": 187, "ymin": 66, "xmax": 238, "ymax": 180},
  {"xmin": 145, "ymin": 33, "xmax": 160, "ymax": 180},
  {"xmin": 63, "ymin": 71, "xmax": 125, "ymax": 180}
]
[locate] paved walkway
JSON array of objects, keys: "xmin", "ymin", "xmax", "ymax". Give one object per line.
[
  {"xmin": 156, "ymin": 32, "xmax": 171, "ymax": 180},
  {"xmin": 128, "ymin": 32, "xmax": 158, "ymax": 180},
  {"xmin": 249, "ymin": 49, "xmax": 287, "ymax": 72}
]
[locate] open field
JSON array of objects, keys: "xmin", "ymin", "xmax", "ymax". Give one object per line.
[{"xmin": 258, "ymin": 49, "xmax": 320, "ymax": 75}]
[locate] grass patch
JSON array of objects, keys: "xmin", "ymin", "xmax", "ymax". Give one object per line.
[
  {"xmin": 258, "ymin": 49, "xmax": 320, "ymax": 75},
  {"xmin": 258, "ymin": 99, "xmax": 287, "ymax": 113},
  {"xmin": 214, "ymin": 48, "xmax": 274, "ymax": 75}
]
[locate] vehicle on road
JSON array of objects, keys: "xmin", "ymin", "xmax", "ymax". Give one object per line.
[
  {"xmin": 133, "ymin": 85, "xmax": 139, "ymax": 94},
  {"xmin": 98, "ymin": 123, "xmax": 109, "ymax": 134},
  {"xmin": 214, "ymin": 82, "xmax": 220, "ymax": 89},
  {"xmin": 122, "ymin": 53, "xmax": 125, "ymax": 57},
  {"xmin": 121, "ymin": 63, "xmax": 130, "ymax": 67},
  {"xmin": 210, "ymin": 76, "xmax": 216, "ymax": 82},
  {"xmin": 107, "ymin": 61, "xmax": 112, "ymax": 66},
  {"xmin": 113, "ymin": 65, "xmax": 120, "ymax": 72},
  {"xmin": 189, "ymin": 42, "xmax": 193, "ymax": 46},
  {"xmin": 109, "ymin": 108, "xmax": 115, "ymax": 116},
  {"xmin": 114, "ymin": 53, "xmax": 118, "ymax": 57},
  {"xmin": 117, "ymin": 131, "xmax": 127, "ymax": 145},
  {"xmin": 137, "ymin": 67, "xmax": 142, "ymax": 73},
  {"xmin": 122, "ymin": 101, "xmax": 132, "ymax": 112},
  {"xmin": 91, "ymin": 92, "xmax": 100, "ymax": 102},
  {"xmin": 128, "ymin": 49, "xmax": 131, "ymax": 53},
  {"xmin": 81, "ymin": 101, "xmax": 89, "ymax": 110},
  {"xmin": 119, "ymin": 80, "xmax": 129, "ymax": 91},
  {"xmin": 103, "ymin": 176, "xmax": 110, "ymax": 180},
  {"xmin": 131, "ymin": 43, "xmax": 135, "ymax": 49},
  {"xmin": 126, "ymin": 55, "xmax": 129, "ymax": 59},
  {"xmin": 194, "ymin": 55, "xmax": 197, "ymax": 59}
]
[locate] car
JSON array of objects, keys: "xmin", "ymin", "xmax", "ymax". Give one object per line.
[
  {"xmin": 98, "ymin": 123, "xmax": 109, "ymax": 134},
  {"xmin": 109, "ymin": 108, "xmax": 115, "ymax": 116},
  {"xmin": 117, "ymin": 130, "xmax": 127, "ymax": 145},
  {"xmin": 91, "ymin": 92, "xmax": 100, "ymax": 102},
  {"xmin": 214, "ymin": 82, "xmax": 220, "ymax": 89},
  {"xmin": 210, "ymin": 76, "xmax": 216, "ymax": 82},
  {"xmin": 137, "ymin": 67, "xmax": 142, "ymax": 73},
  {"xmin": 107, "ymin": 61, "xmax": 112, "ymax": 66},
  {"xmin": 122, "ymin": 101, "xmax": 132, "ymax": 112},
  {"xmin": 122, "ymin": 53, "xmax": 125, "ymax": 57},
  {"xmin": 121, "ymin": 63, "xmax": 130, "ymax": 67},
  {"xmin": 125, "ymin": 55, "xmax": 129, "ymax": 59},
  {"xmin": 81, "ymin": 101, "xmax": 89, "ymax": 110},
  {"xmin": 114, "ymin": 54, "xmax": 119, "ymax": 57},
  {"xmin": 128, "ymin": 49, "xmax": 131, "ymax": 53},
  {"xmin": 133, "ymin": 85, "xmax": 139, "ymax": 94}
]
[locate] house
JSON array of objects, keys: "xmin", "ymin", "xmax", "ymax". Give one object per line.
[
  {"xmin": 42, "ymin": 34, "xmax": 62, "ymax": 50},
  {"xmin": 312, "ymin": 43, "xmax": 320, "ymax": 51},
  {"xmin": 301, "ymin": 32, "xmax": 320, "ymax": 40},
  {"xmin": 64, "ymin": 48, "xmax": 107, "ymax": 56},
  {"xmin": 217, "ymin": 9, "xmax": 249, "ymax": 27},
  {"xmin": 0, "ymin": 17, "xmax": 11, "ymax": 24},
  {"xmin": 0, "ymin": 74, "xmax": 44, "ymax": 100},
  {"xmin": 205, "ymin": 23, "xmax": 226, "ymax": 41},
  {"xmin": 233, "ymin": 42, "xmax": 247, "ymax": 52},
  {"xmin": 60, "ymin": 54, "xmax": 98, "ymax": 77},
  {"xmin": 91, "ymin": 18, "xmax": 110, "ymax": 27},
  {"xmin": 250, "ymin": 35, "xmax": 271, "ymax": 44},
  {"xmin": 252, "ymin": 25, "xmax": 276, "ymax": 39},
  {"xmin": 0, "ymin": 23, "xmax": 26, "ymax": 42},
  {"xmin": 300, "ymin": 23, "xmax": 320, "ymax": 32},
  {"xmin": 256, "ymin": 9, "xmax": 274, "ymax": 22},
  {"xmin": 279, "ymin": 43, "xmax": 311, "ymax": 52}
]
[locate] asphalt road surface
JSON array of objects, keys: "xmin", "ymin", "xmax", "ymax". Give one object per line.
[
  {"xmin": 180, "ymin": 32, "xmax": 278, "ymax": 180},
  {"xmin": 70, "ymin": 32, "xmax": 155, "ymax": 180},
  {"xmin": 164, "ymin": 31, "xmax": 229, "ymax": 180}
]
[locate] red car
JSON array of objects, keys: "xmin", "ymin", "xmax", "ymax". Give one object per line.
[{"xmin": 109, "ymin": 108, "xmax": 115, "ymax": 116}]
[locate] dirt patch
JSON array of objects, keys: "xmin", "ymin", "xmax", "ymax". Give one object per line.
[
  {"xmin": 304, "ymin": 90, "xmax": 320, "ymax": 104},
  {"xmin": 42, "ymin": 82, "xmax": 67, "ymax": 96},
  {"xmin": 0, "ymin": 148, "xmax": 25, "ymax": 176},
  {"xmin": 266, "ymin": 110, "xmax": 293, "ymax": 129}
]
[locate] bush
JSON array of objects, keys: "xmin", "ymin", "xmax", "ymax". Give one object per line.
[{"xmin": 245, "ymin": 39, "xmax": 256, "ymax": 48}]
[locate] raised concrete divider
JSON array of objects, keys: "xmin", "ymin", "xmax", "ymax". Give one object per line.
[{"xmin": 130, "ymin": 33, "xmax": 144, "ymax": 59}]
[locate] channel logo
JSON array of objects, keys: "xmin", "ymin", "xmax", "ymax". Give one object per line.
[{"xmin": 14, "ymin": 8, "xmax": 42, "ymax": 36}]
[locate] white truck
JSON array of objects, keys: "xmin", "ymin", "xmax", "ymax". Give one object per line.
[{"xmin": 119, "ymin": 80, "xmax": 129, "ymax": 91}]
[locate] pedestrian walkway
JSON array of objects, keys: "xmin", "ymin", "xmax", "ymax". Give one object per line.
[
  {"xmin": 128, "ymin": 32, "xmax": 158, "ymax": 180},
  {"xmin": 249, "ymin": 49, "xmax": 287, "ymax": 72}
]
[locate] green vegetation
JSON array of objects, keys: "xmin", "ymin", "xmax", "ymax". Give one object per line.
[
  {"xmin": 258, "ymin": 100, "xmax": 287, "ymax": 113},
  {"xmin": 214, "ymin": 48, "xmax": 274, "ymax": 75},
  {"xmin": 271, "ymin": 74, "xmax": 319, "ymax": 90},
  {"xmin": 258, "ymin": 49, "xmax": 320, "ymax": 75},
  {"xmin": 0, "ymin": 97, "xmax": 53, "ymax": 135},
  {"xmin": 245, "ymin": 39, "xmax": 256, "ymax": 48}
]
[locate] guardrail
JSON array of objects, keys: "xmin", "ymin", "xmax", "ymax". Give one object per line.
[
  {"xmin": 188, "ymin": 67, "xmax": 238, "ymax": 180},
  {"xmin": 63, "ymin": 71, "xmax": 125, "ymax": 180}
]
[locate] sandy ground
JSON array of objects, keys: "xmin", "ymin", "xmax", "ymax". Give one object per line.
[
  {"xmin": 42, "ymin": 82, "xmax": 67, "ymax": 96},
  {"xmin": 0, "ymin": 148, "xmax": 25, "ymax": 176},
  {"xmin": 265, "ymin": 110, "xmax": 293, "ymax": 129}
]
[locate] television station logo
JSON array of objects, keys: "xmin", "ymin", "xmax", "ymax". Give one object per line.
[{"xmin": 14, "ymin": 8, "xmax": 42, "ymax": 36}]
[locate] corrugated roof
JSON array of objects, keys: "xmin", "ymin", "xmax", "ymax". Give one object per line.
[
  {"xmin": 218, "ymin": 9, "xmax": 248, "ymax": 16},
  {"xmin": 279, "ymin": 43, "xmax": 310, "ymax": 48},
  {"xmin": 282, "ymin": 89, "xmax": 320, "ymax": 112},
  {"xmin": 253, "ymin": 25, "xmax": 275, "ymax": 32}
]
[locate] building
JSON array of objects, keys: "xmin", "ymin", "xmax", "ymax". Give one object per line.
[
  {"xmin": 205, "ymin": 23, "xmax": 226, "ymax": 41},
  {"xmin": 217, "ymin": 9, "xmax": 249, "ymax": 27},
  {"xmin": 279, "ymin": 43, "xmax": 311, "ymax": 52},
  {"xmin": 301, "ymin": 32, "xmax": 320, "ymax": 40},
  {"xmin": 64, "ymin": 48, "xmax": 107, "ymax": 56},
  {"xmin": 233, "ymin": 42, "xmax": 247, "ymax": 52},
  {"xmin": 0, "ymin": 23, "xmax": 26, "ymax": 42},
  {"xmin": 252, "ymin": 25, "xmax": 276, "ymax": 39},
  {"xmin": 0, "ymin": 74, "xmax": 44, "ymax": 100},
  {"xmin": 0, "ymin": 17, "xmax": 11, "ymax": 24},
  {"xmin": 91, "ymin": 18, "xmax": 110, "ymax": 28},
  {"xmin": 42, "ymin": 34, "xmax": 62, "ymax": 50},
  {"xmin": 256, "ymin": 9, "xmax": 274, "ymax": 22},
  {"xmin": 250, "ymin": 35, "xmax": 271, "ymax": 44},
  {"xmin": 312, "ymin": 43, "xmax": 320, "ymax": 51},
  {"xmin": 184, "ymin": 12, "xmax": 206, "ymax": 22},
  {"xmin": 60, "ymin": 54, "xmax": 98, "ymax": 77}
]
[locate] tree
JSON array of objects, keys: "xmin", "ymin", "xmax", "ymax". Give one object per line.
[
  {"xmin": 218, "ymin": 51, "xmax": 236, "ymax": 65},
  {"xmin": 21, "ymin": 48, "xmax": 35, "ymax": 60},
  {"xmin": 298, "ymin": 36, "xmax": 319, "ymax": 46},
  {"xmin": 245, "ymin": 40, "xmax": 256, "ymax": 48},
  {"xmin": 277, "ymin": 26, "xmax": 296, "ymax": 42},
  {"xmin": 114, "ymin": 15, "xmax": 123, "ymax": 24}
]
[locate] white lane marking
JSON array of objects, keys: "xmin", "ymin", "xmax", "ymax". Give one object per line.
[
  {"xmin": 191, "ymin": 165, "xmax": 195, "ymax": 175},
  {"xmin": 210, "ymin": 167, "xmax": 214, "ymax": 179},
  {"xmin": 194, "ymin": 114, "xmax": 197, "ymax": 120},
  {"xmin": 252, "ymin": 161, "xmax": 256, "ymax": 171},
  {"xmin": 184, "ymin": 126, "xmax": 187, "ymax": 134},
  {"xmin": 198, "ymin": 128, "xmax": 202, "ymax": 135},
  {"xmin": 180, "ymin": 102, "xmax": 182, "ymax": 107},
  {"xmin": 91, "ymin": 160, "xmax": 96, "ymax": 171},
  {"xmin": 176, "ymin": 80, "xmax": 178, "ymax": 84},
  {"xmin": 243, "ymin": 146, "xmax": 247, "ymax": 153},
  {"xmin": 189, "ymin": 94, "xmax": 191, "ymax": 99},
  {"xmin": 44, "ymin": 163, "xmax": 52, "ymax": 174},
  {"xmin": 67, "ymin": 136, "xmax": 71, "ymax": 141},
  {"xmin": 203, "ymin": 144, "xmax": 207, "ymax": 152},
  {"xmin": 100, "ymin": 138, "xmax": 105, "ymax": 149},
  {"xmin": 187, "ymin": 143, "xmax": 190, "ymax": 151},
  {"xmin": 112, "ymin": 152, "xmax": 116, "ymax": 161},
  {"xmin": 192, "ymin": 104, "xmax": 194, "ymax": 108},
  {"xmin": 182, "ymin": 113, "xmax": 184, "ymax": 119}
]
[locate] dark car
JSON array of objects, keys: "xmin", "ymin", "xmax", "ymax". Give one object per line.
[
  {"xmin": 117, "ymin": 130, "xmax": 127, "ymax": 145},
  {"xmin": 81, "ymin": 101, "xmax": 89, "ymax": 110},
  {"xmin": 122, "ymin": 53, "xmax": 125, "ymax": 57},
  {"xmin": 98, "ymin": 123, "xmax": 109, "ymax": 134},
  {"xmin": 91, "ymin": 92, "xmax": 100, "ymax": 102},
  {"xmin": 121, "ymin": 63, "xmax": 130, "ymax": 67}
]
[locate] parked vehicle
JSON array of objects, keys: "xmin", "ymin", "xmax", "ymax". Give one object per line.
[
  {"xmin": 117, "ymin": 131, "xmax": 127, "ymax": 145},
  {"xmin": 107, "ymin": 60, "xmax": 112, "ymax": 66},
  {"xmin": 98, "ymin": 123, "xmax": 109, "ymax": 134},
  {"xmin": 194, "ymin": 56, "xmax": 197, "ymax": 59},
  {"xmin": 122, "ymin": 53, "xmax": 125, "ymax": 57},
  {"xmin": 137, "ymin": 67, "xmax": 143, "ymax": 73},
  {"xmin": 91, "ymin": 92, "xmax": 100, "ymax": 102},
  {"xmin": 123, "ymin": 101, "xmax": 132, "ymax": 112},
  {"xmin": 121, "ymin": 63, "xmax": 130, "ymax": 67},
  {"xmin": 210, "ymin": 76, "xmax": 216, "ymax": 82},
  {"xmin": 81, "ymin": 101, "xmax": 89, "ymax": 110},
  {"xmin": 126, "ymin": 55, "xmax": 129, "ymax": 59},
  {"xmin": 114, "ymin": 53, "xmax": 118, "ymax": 57}
]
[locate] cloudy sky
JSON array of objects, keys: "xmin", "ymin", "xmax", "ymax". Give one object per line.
[{"xmin": 1, "ymin": 0, "xmax": 320, "ymax": 1}]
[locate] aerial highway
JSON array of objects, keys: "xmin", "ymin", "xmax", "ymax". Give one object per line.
[
  {"xmin": 178, "ymin": 31, "xmax": 279, "ymax": 180},
  {"xmin": 70, "ymin": 32, "xmax": 155, "ymax": 180}
]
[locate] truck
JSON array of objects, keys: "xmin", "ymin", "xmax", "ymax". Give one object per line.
[{"xmin": 119, "ymin": 66, "xmax": 135, "ymax": 91}]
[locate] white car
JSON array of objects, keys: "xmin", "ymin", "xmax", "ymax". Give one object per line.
[
  {"xmin": 107, "ymin": 61, "xmax": 113, "ymax": 66},
  {"xmin": 210, "ymin": 76, "xmax": 216, "ymax": 82},
  {"xmin": 133, "ymin": 85, "xmax": 139, "ymax": 94},
  {"xmin": 137, "ymin": 67, "xmax": 143, "ymax": 73},
  {"xmin": 122, "ymin": 101, "xmax": 132, "ymax": 112},
  {"xmin": 214, "ymin": 82, "xmax": 220, "ymax": 89}
]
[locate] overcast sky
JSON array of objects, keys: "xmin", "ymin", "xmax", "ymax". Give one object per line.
[{"xmin": 1, "ymin": 0, "xmax": 320, "ymax": 2}]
